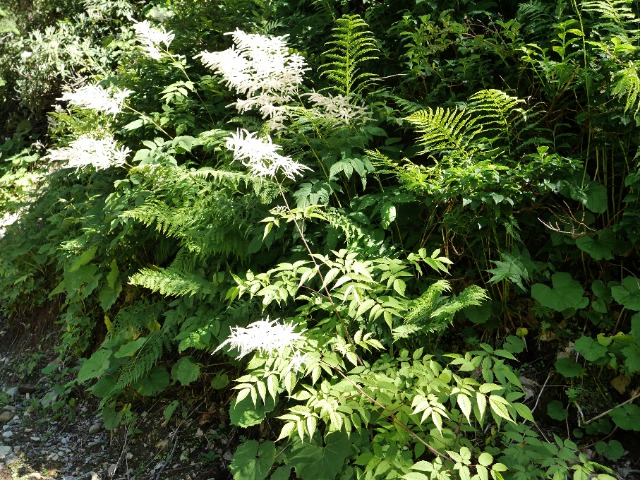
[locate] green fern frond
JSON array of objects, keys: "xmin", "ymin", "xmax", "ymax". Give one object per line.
[
  {"xmin": 517, "ymin": 1, "xmax": 555, "ymax": 39},
  {"xmin": 321, "ymin": 14, "xmax": 379, "ymax": 97},
  {"xmin": 583, "ymin": 0, "xmax": 637, "ymax": 37},
  {"xmin": 129, "ymin": 267, "xmax": 216, "ymax": 298},
  {"xmin": 468, "ymin": 89, "xmax": 527, "ymax": 152},
  {"xmin": 430, "ymin": 285, "xmax": 487, "ymax": 323},
  {"xmin": 406, "ymin": 107, "xmax": 480, "ymax": 161},
  {"xmin": 612, "ymin": 62, "xmax": 640, "ymax": 118},
  {"xmin": 115, "ymin": 332, "xmax": 165, "ymax": 391},
  {"xmin": 404, "ymin": 280, "xmax": 451, "ymax": 325}
]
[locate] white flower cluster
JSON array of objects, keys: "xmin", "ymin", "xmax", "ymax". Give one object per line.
[
  {"xmin": 226, "ymin": 129, "xmax": 311, "ymax": 180},
  {"xmin": 213, "ymin": 317, "xmax": 304, "ymax": 359},
  {"xmin": 0, "ymin": 211, "xmax": 21, "ymax": 239},
  {"xmin": 307, "ymin": 92, "xmax": 372, "ymax": 126},
  {"xmin": 47, "ymin": 134, "xmax": 130, "ymax": 171},
  {"xmin": 132, "ymin": 20, "xmax": 175, "ymax": 60},
  {"xmin": 58, "ymin": 84, "xmax": 132, "ymax": 115},
  {"xmin": 196, "ymin": 29, "xmax": 308, "ymax": 123}
]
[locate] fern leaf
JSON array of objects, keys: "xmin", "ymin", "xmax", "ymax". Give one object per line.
[
  {"xmin": 406, "ymin": 107, "xmax": 480, "ymax": 161},
  {"xmin": 612, "ymin": 62, "xmax": 640, "ymax": 118},
  {"xmin": 404, "ymin": 280, "xmax": 451, "ymax": 325},
  {"xmin": 321, "ymin": 14, "xmax": 379, "ymax": 97},
  {"xmin": 129, "ymin": 267, "xmax": 217, "ymax": 298}
]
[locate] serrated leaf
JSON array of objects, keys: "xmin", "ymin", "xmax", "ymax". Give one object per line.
[
  {"xmin": 489, "ymin": 395, "xmax": 513, "ymax": 423},
  {"xmin": 77, "ymin": 349, "xmax": 112, "ymax": 383},
  {"xmin": 576, "ymin": 229, "xmax": 615, "ymax": 260},
  {"xmin": 611, "ymin": 276, "xmax": 640, "ymax": 311},
  {"xmin": 171, "ymin": 356, "xmax": 200, "ymax": 386},
  {"xmin": 137, "ymin": 366, "xmax": 170, "ymax": 396},
  {"xmin": 457, "ymin": 394, "xmax": 472, "ymax": 424},
  {"xmin": 554, "ymin": 357, "xmax": 584, "ymax": 378},
  {"xmin": 288, "ymin": 431, "xmax": 351, "ymax": 480},
  {"xmin": 610, "ymin": 404, "xmax": 640, "ymax": 431},
  {"xmin": 574, "ymin": 336, "xmax": 608, "ymax": 361},
  {"xmin": 230, "ymin": 395, "xmax": 276, "ymax": 427},
  {"xmin": 230, "ymin": 440, "xmax": 275, "ymax": 480},
  {"xmin": 531, "ymin": 272, "xmax": 588, "ymax": 312}
]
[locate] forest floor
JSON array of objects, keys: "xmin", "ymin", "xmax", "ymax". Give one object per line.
[{"xmin": 0, "ymin": 311, "xmax": 234, "ymax": 480}]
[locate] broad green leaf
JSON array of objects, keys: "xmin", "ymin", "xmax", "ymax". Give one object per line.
[
  {"xmin": 171, "ymin": 356, "xmax": 200, "ymax": 386},
  {"xmin": 288, "ymin": 431, "xmax": 351, "ymax": 480},
  {"xmin": 230, "ymin": 440, "xmax": 276, "ymax": 480},
  {"xmin": 554, "ymin": 358, "xmax": 584, "ymax": 378},
  {"xmin": 230, "ymin": 395, "xmax": 276, "ymax": 427},
  {"xmin": 68, "ymin": 246, "xmax": 98, "ymax": 272},
  {"xmin": 489, "ymin": 395, "xmax": 513, "ymax": 423},
  {"xmin": 576, "ymin": 229, "xmax": 615, "ymax": 260},
  {"xmin": 114, "ymin": 337, "xmax": 147, "ymax": 358},
  {"xmin": 574, "ymin": 336, "xmax": 608, "ymax": 361},
  {"xmin": 611, "ymin": 277, "xmax": 640, "ymax": 311},
  {"xmin": 531, "ymin": 272, "xmax": 588, "ymax": 312},
  {"xmin": 78, "ymin": 349, "xmax": 112, "ymax": 383},
  {"xmin": 610, "ymin": 404, "xmax": 640, "ymax": 431},
  {"xmin": 137, "ymin": 366, "xmax": 170, "ymax": 396}
]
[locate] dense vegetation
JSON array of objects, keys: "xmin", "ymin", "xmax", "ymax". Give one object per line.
[{"xmin": 1, "ymin": 0, "xmax": 639, "ymax": 478}]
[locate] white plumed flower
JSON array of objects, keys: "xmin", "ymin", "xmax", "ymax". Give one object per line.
[
  {"xmin": 47, "ymin": 134, "xmax": 130, "ymax": 171},
  {"xmin": 213, "ymin": 317, "xmax": 304, "ymax": 359},
  {"xmin": 307, "ymin": 92, "xmax": 372, "ymax": 125},
  {"xmin": 58, "ymin": 84, "xmax": 132, "ymax": 115},
  {"xmin": 132, "ymin": 20, "xmax": 175, "ymax": 60},
  {"xmin": 196, "ymin": 29, "xmax": 308, "ymax": 120},
  {"xmin": 226, "ymin": 129, "xmax": 311, "ymax": 180}
]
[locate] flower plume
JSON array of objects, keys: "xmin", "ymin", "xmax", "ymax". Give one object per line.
[
  {"xmin": 132, "ymin": 20, "xmax": 175, "ymax": 60},
  {"xmin": 226, "ymin": 129, "xmax": 311, "ymax": 180},
  {"xmin": 58, "ymin": 84, "xmax": 132, "ymax": 115},
  {"xmin": 47, "ymin": 134, "xmax": 130, "ymax": 171},
  {"xmin": 196, "ymin": 29, "xmax": 308, "ymax": 123},
  {"xmin": 213, "ymin": 317, "xmax": 304, "ymax": 359}
]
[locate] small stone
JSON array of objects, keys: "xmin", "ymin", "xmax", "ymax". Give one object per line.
[
  {"xmin": 4, "ymin": 387, "xmax": 18, "ymax": 397},
  {"xmin": 30, "ymin": 436, "xmax": 40, "ymax": 442},
  {"xmin": 195, "ymin": 428, "xmax": 204, "ymax": 437},
  {"xmin": 125, "ymin": 452, "xmax": 133, "ymax": 460},
  {"xmin": 0, "ymin": 412, "xmax": 12, "ymax": 423},
  {"xmin": 0, "ymin": 445, "xmax": 12, "ymax": 459},
  {"xmin": 2, "ymin": 431, "xmax": 13, "ymax": 439},
  {"xmin": 88, "ymin": 423, "xmax": 102, "ymax": 435},
  {"xmin": 24, "ymin": 473, "xmax": 43, "ymax": 479},
  {"xmin": 223, "ymin": 451, "xmax": 233, "ymax": 462}
]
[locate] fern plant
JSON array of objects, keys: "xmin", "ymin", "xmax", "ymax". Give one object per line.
[{"xmin": 320, "ymin": 14, "xmax": 379, "ymax": 98}]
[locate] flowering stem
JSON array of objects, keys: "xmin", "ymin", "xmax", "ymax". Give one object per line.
[{"xmin": 276, "ymin": 181, "xmax": 355, "ymax": 347}]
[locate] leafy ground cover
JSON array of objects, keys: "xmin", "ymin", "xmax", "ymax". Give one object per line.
[{"xmin": 1, "ymin": 0, "xmax": 640, "ymax": 479}]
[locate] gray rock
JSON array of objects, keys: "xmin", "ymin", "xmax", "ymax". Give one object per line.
[
  {"xmin": 0, "ymin": 445, "xmax": 12, "ymax": 459},
  {"xmin": 88, "ymin": 423, "xmax": 101, "ymax": 435},
  {"xmin": 0, "ymin": 411, "xmax": 12, "ymax": 423},
  {"xmin": 3, "ymin": 387, "xmax": 17, "ymax": 397},
  {"xmin": 1, "ymin": 431, "xmax": 12, "ymax": 439}
]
